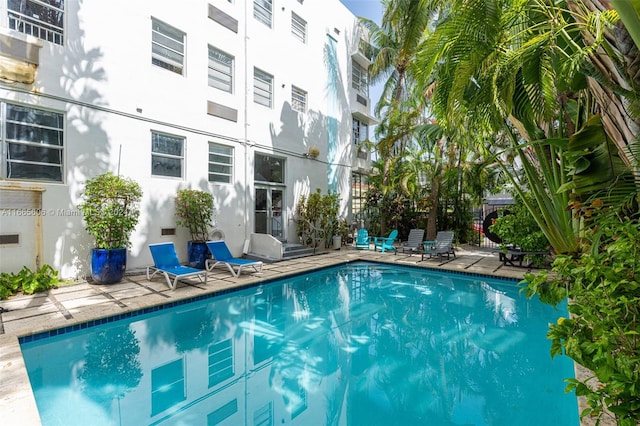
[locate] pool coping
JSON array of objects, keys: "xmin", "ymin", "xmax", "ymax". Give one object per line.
[{"xmin": 0, "ymin": 246, "xmax": 610, "ymax": 425}]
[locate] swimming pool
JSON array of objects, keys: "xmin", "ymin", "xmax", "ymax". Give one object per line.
[{"xmin": 20, "ymin": 262, "xmax": 579, "ymax": 425}]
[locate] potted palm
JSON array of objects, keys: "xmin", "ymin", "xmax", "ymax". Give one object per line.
[
  {"xmin": 78, "ymin": 172, "xmax": 143, "ymax": 284},
  {"xmin": 175, "ymin": 189, "xmax": 215, "ymax": 268}
]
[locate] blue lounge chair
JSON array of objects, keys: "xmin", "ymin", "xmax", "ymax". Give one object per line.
[
  {"xmin": 147, "ymin": 242, "xmax": 208, "ymax": 290},
  {"xmin": 354, "ymin": 228, "xmax": 370, "ymax": 250},
  {"xmin": 372, "ymin": 229, "xmax": 398, "ymax": 252},
  {"xmin": 205, "ymin": 240, "xmax": 263, "ymax": 277}
]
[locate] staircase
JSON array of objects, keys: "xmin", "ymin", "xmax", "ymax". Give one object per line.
[
  {"xmin": 244, "ymin": 233, "xmax": 320, "ymax": 263},
  {"xmin": 282, "ymin": 242, "xmax": 316, "ymax": 259}
]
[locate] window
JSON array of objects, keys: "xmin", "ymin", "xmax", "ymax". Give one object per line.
[
  {"xmin": 207, "ymin": 399, "xmax": 238, "ymax": 425},
  {"xmin": 3, "ymin": 103, "xmax": 64, "ymax": 182},
  {"xmin": 151, "ymin": 18, "xmax": 185, "ymax": 75},
  {"xmin": 208, "ymin": 339, "xmax": 234, "ymax": 387},
  {"xmin": 254, "ymin": 402, "xmax": 273, "ymax": 426},
  {"xmin": 208, "ymin": 143, "xmax": 233, "ymax": 183},
  {"xmin": 253, "ymin": 68, "xmax": 273, "ymax": 108},
  {"xmin": 208, "ymin": 46, "xmax": 234, "ymax": 93},
  {"xmin": 151, "ymin": 131, "xmax": 184, "ymax": 177},
  {"xmin": 291, "ymin": 12, "xmax": 306, "ymax": 43},
  {"xmin": 352, "ymin": 60, "xmax": 368, "ymax": 96},
  {"xmin": 291, "ymin": 86, "xmax": 307, "ymax": 113},
  {"xmin": 254, "ymin": 153, "xmax": 284, "ymax": 184},
  {"xmin": 151, "ymin": 358, "xmax": 185, "ymax": 415},
  {"xmin": 351, "ymin": 172, "xmax": 371, "ymax": 224},
  {"xmin": 8, "ymin": 0, "xmax": 64, "ymax": 45},
  {"xmin": 253, "ymin": 0, "xmax": 272, "ymax": 27},
  {"xmin": 352, "ymin": 117, "xmax": 368, "ymax": 144}
]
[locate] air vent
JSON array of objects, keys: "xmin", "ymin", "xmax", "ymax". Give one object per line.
[
  {"xmin": 161, "ymin": 228, "xmax": 176, "ymax": 236},
  {"xmin": 207, "ymin": 101, "xmax": 238, "ymax": 122},
  {"xmin": 208, "ymin": 4, "xmax": 238, "ymax": 33},
  {"xmin": 0, "ymin": 234, "xmax": 19, "ymax": 245},
  {"xmin": 356, "ymin": 94, "xmax": 368, "ymax": 106}
]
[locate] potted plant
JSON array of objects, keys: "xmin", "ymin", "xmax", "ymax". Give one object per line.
[
  {"xmin": 175, "ymin": 189, "xmax": 215, "ymax": 268},
  {"xmin": 79, "ymin": 172, "xmax": 143, "ymax": 284}
]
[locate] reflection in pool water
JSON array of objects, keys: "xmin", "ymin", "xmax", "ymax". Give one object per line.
[{"xmin": 21, "ymin": 262, "xmax": 578, "ymax": 425}]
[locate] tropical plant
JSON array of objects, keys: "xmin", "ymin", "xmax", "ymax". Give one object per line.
[
  {"xmin": 490, "ymin": 194, "xmax": 550, "ymax": 252},
  {"xmin": 0, "ymin": 264, "xmax": 62, "ymax": 300},
  {"xmin": 295, "ymin": 189, "xmax": 341, "ymax": 248},
  {"xmin": 175, "ymin": 189, "xmax": 215, "ymax": 242},
  {"xmin": 78, "ymin": 172, "xmax": 143, "ymax": 249},
  {"xmin": 522, "ymin": 213, "xmax": 640, "ymax": 425},
  {"xmin": 360, "ymin": 0, "xmax": 441, "ymax": 231}
]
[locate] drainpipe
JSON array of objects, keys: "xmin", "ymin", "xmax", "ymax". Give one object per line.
[{"xmin": 243, "ymin": 0, "xmax": 250, "ymax": 244}]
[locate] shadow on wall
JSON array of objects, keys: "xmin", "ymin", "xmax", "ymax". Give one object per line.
[{"xmin": 54, "ymin": 0, "xmax": 113, "ymax": 278}]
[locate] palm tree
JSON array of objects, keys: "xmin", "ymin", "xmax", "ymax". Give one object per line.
[
  {"xmin": 412, "ymin": 0, "xmax": 638, "ymax": 254},
  {"xmin": 359, "ymin": 0, "xmax": 442, "ymax": 232}
]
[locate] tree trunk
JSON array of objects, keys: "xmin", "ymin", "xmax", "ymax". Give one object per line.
[
  {"xmin": 426, "ymin": 136, "xmax": 446, "ymax": 240},
  {"xmin": 569, "ymin": 0, "xmax": 640, "ymax": 167}
]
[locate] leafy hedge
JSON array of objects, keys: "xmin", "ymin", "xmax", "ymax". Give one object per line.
[
  {"xmin": 523, "ymin": 216, "xmax": 640, "ymax": 425},
  {"xmin": 0, "ymin": 265, "xmax": 61, "ymax": 300}
]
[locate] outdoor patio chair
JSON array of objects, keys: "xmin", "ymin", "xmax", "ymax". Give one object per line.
[
  {"xmin": 354, "ymin": 228, "xmax": 370, "ymax": 250},
  {"xmin": 421, "ymin": 231, "xmax": 456, "ymax": 261},
  {"xmin": 147, "ymin": 242, "xmax": 208, "ymax": 290},
  {"xmin": 206, "ymin": 240, "xmax": 263, "ymax": 277},
  {"xmin": 396, "ymin": 228, "xmax": 425, "ymax": 256},
  {"xmin": 372, "ymin": 229, "xmax": 398, "ymax": 252}
]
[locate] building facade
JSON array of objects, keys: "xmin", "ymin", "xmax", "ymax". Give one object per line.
[{"xmin": 0, "ymin": 0, "xmax": 376, "ymax": 278}]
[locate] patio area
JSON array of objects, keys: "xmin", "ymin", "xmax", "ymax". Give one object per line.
[{"xmin": 0, "ymin": 245, "xmax": 603, "ymax": 425}]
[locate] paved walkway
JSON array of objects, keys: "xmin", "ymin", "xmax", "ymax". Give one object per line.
[{"xmin": 0, "ymin": 245, "xmax": 604, "ymax": 425}]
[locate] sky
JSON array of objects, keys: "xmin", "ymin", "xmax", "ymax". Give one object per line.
[{"xmin": 339, "ymin": 0, "xmax": 383, "ymax": 22}]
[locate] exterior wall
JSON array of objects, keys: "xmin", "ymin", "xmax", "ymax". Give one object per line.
[{"xmin": 0, "ymin": 0, "xmax": 373, "ymax": 279}]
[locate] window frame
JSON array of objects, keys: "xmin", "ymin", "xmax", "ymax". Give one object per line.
[
  {"xmin": 151, "ymin": 18, "xmax": 185, "ymax": 75},
  {"xmin": 2, "ymin": 102, "xmax": 65, "ymax": 183},
  {"xmin": 254, "ymin": 153, "xmax": 285, "ymax": 184},
  {"xmin": 7, "ymin": 0, "xmax": 65, "ymax": 45},
  {"xmin": 291, "ymin": 12, "xmax": 306, "ymax": 43},
  {"xmin": 208, "ymin": 45, "xmax": 234, "ymax": 93},
  {"xmin": 291, "ymin": 86, "xmax": 307, "ymax": 113},
  {"xmin": 352, "ymin": 117, "xmax": 368, "ymax": 144},
  {"xmin": 352, "ymin": 60, "xmax": 369, "ymax": 97},
  {"xmin": 253, "ymin": 68, "xmax": 273, "ymax": 108},
  {"xmin": 208, "ymin": 142, "xmax": 233, "ymax": 184},
  {"xmin": 253, "ymin": 0, "xmax": 272, "ymax": 28},
  {"xmin": 151, "ymin": 131, "xmax": 185, "ymax": 178}
]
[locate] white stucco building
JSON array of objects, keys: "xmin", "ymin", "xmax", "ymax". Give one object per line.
[{"xmin": 0, "ymin": 0, "xmax": 377, "ymax": 278}]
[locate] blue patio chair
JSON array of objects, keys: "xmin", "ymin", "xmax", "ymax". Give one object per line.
[
  {"xmin": 372, "ymin": 229, "xmax": 398, "ymax": 253},
  {"xmin": 147, "ymin": 242, "xmax": 208, "ymax": 290},
  {"xmin": 354, "ymin": 228, "xmax": 370, "ymax": 250},
  {"xmin": 206, "ymin": 240, "xmax": 263, "ymax": 277}
]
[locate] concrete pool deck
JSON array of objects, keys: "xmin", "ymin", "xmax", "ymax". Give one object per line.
[{"xmin": 0, "ymin": 245, "xmax": 609, "ymax": 425}]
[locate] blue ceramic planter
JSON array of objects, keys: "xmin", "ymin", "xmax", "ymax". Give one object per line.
[
  {"xmin": 187, "ymin": 241, "xmax": 209, "ymax": 269},
  {"xmin": 91, "ymin": 248, "xmax": 127, "ymax": 284}
]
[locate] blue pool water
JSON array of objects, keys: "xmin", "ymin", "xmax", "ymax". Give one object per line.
[{"xmin": 20, "ymin": 262, "xmax": 578, "ymax": 426}]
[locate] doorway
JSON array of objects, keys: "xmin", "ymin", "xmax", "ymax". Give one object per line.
[{"xmin": 255, "ymin": 186, "xmax": 284, "ymax": 239}]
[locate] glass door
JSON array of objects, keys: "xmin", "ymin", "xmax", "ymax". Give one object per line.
[{"xmin": 255, "ymin": 186, "xmax": 283, "ymax": 239}]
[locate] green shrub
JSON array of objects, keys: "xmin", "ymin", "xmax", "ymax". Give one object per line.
[
  {"xmin": 523, "ymin": 216, "xmax": 640, "ymax": 425},
  {"xmin": 175, "ymin": 189, "xmax": 215, "ymax": 242},
  {"xmin": 490, "ymin": 194, "xmax": 549, "ymax": 252},
  {"xmin": 78, "ymin": 172, "xmax": 143, "ymax": 249},
  {"xmin": 0, "ymin": 265, "xmax": 61, "ymax": 300}
]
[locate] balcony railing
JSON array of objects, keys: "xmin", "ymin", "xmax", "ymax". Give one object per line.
[{"xmin": 8, "ymin": 11, "xmax": 63, "ymax": 45}]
